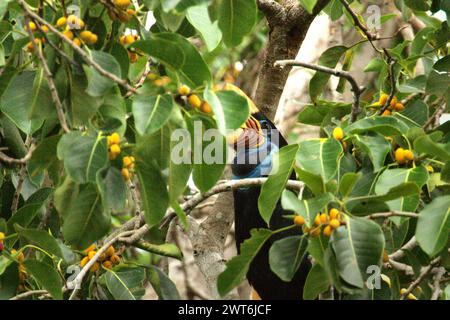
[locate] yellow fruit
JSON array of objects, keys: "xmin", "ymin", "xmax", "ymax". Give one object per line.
[
  {"xmin": 329, "ymin": 208, "xmax": 340, "ymax": 220},
  {"xmin": 109, "ymin": 133, "xmax": 120, "ymax": 145},
  {"xmin": 28, "ymin": 21, "xmax": 37, "ymax": 32},
  {"xmin": 121, "ymin": 168, "xmax": 131, "ymax": 181},
  {"xmin": 394, "ymin": 103, "xmax": 405, "ymax": 112},
  {"xmin": 293, "ymin": 215, "xmax": 305, "ymax": 226},
  {"xmin": 110, "ymin": 144, "xmax": 121, "ymax": 155},
  {"xmin": 98, "ymin": 253, "xmax": 107, "ymax": 262},
  {"xmin": 88, "ymin": 33, "xmax": 98, "ymax": 45},
  {"xmin": 403, "ymin": 149, "xmax": 414, "ymax": 161},
  {"xmin": 381, "ymin": 109, "xmax": 391, "ymax": 116},
  {"xmin": 395, "ymin": 148, "xmax": 405, "ymax": 164},
  {"xmin": 147, "ymin": 73, "xmax": 158, "ymax": 81},
  {"xmin": 63, "ymin": 30, "xmax": 74, "ymax": 40},
  {"xmin": 84, "ymin": 244, "xmax": 96, "ymax": 254},
  {"xmin": 67, "ymin": 15, "xmax": 78, "ymax": 26},
  {"xmin": 90, "ymin": 262, "xmax": 100, "ymax": 272},
  {"xmin": 333, "ymin": 127, "xmax": 344, "ymax": 141},
  {"xmin": 80, "ymin": 30, "xmax": 93, "ymax": 42},
  {"xmin": 88, "ymin": 250, "xmax": 97, "ymax": 260},
  {"xmin": 201, "ymin": 101, "xmax": 212, "ymax": 114},
  {"xmin": 124, "ymin": 34, "xmax": 136, "ymax": 45},
  {"xmin": 126, "ymin": 9, "xmax": 136, "ymax": 16},
  {"xmin": 426, "ymin": 165, "xmax": 434, "ymax": 173},
  {"xmin": 390, "ymin": 96, "xmax": 398, "ymax": 108},
  {"xmin": 0, "ymin": 232, "xmax": 4, "ymax": 241},
  {"xmin": 320, "ymin": 213, "xmax": 328, "ymax": 224},
  {"xmin": 41, "ymin": 25, "xmax": 49, "ymax": 33},
  {"xmin": 310, "ymin": 227, "xmax": 321, "ymax": 237},
  {"xmin": 323, "ymin": 225, "xmax": 332, "ymax": 237},
  {"xmin": 329, "ymin": 219, "xmax": 340, "ymax": 229},
  {"xmin": 123, "ymin": 156, "xmax": 133, "ymax": 168},
  {"xmin": 178, "ymin": 85, "xmax": 191, "ymax": 96},
  {"xmin": 77, "ymin": 18, "xmax": 85, "ymax": 29},
  {"xmin": 102, "ymin": 260, "xmax": 113, "ymax": 270},
  {"xmin": 114, "ymin": 0, "xmax": 131, "ymax": 9},
  {"xmin": 313, "ymin": 214, "xmax": 321, "ymax": 226},
  {"xmin": 383, "ymin": 250, "xmax": 389, "ymax": 263},
  {"xmin": 188, "ymin": 94, "xmax": 202, "ymax": 109},
  {"xmin": 378, "ymin": 93, "xmax": 388, "ymax": 106},
  {"xmin": 106, "ymin": 246, "xmax": 115, "ymax": 257},
  {"xmin": 110, "ymin": 255, "xmax": 121, "ymax": 265},
  {"xmin": 381, "ymin": 274, "xmax": 391, "ymax": 287},
  {"xmin": 128, "ymin": 51, "xmax": 138, "ymax": 63},
  {"xmin": 80, "ymin": 256, "xmax": 89, "ymax": 267},
  {"xmin": 73, "ymin": 38, "xmax": 81, "ymax": 47},
  {"xmin": 118, "ymin": 10, "xmax": 133, "ymax": 23},
  {"xmin": 56, "ymin": 17, "xmax": 67, "ymax": 28},
  {"xmin": 16, "ymin": 251, "xmax": 25, "ymax": 263},
  {"xmin": 400, "ymin": 288, "xmax": 418, "ymax": 300}
]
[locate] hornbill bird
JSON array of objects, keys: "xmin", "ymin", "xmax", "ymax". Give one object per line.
[{"xmin": 223, "ymin": 83, "xmax": 311, "ymax": 300}]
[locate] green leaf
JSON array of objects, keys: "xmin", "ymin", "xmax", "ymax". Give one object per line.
[
  {"xmin": 57, "ymin": 132, "xmax": 108, "ymax": 184},
  {"xmin": 303, "ymin": 263, "xmax": 330, "ymax": 300},
  {"xmin": 62, "ymin": 184, "xmax": 110, "ymax": 249},
  {"xmin": 281, "ymin": 191, "xmax": 334, "ymax": 227},
  {"xmin": 148, "ymin": 266, "xmax": 181, "ymax": 300},
  {"xmin": 204, "ymin": 88, "xmax": 250, "ymax": 135},
  {"xmin": 269, "ymin": 235, "xmax": 308, "ymax": 282},
  {"xmin": 104, "ymin": 268, "xmax": 146, "ymax": 300},
  {"xmin": 309, "ymin": 46, "xmax": 348, "ymax": 101},
  {"xmin": 0, "ymin": 263, "xmax": 19, "ymax": 299},
  {"xmin": 353, "ymin": 134, "xmax": 391, "ymax": 172},
  {"xmin": 27, "ymin": 135, "xmax": 60, "ymax": 179},
  {"xmin": 133, "ymin": 33, "xmax": 211, "ymax": 88},
  {"xmin": 347, "ymin": 116, "xmax": 409, "ymax": 135},
  {"xmin": 258, "ymin": 144, "xmax": 299, "ymax": 225},
  {"xmin": 297, "ymin": 101, "xmax": 351, "ymax": 126},
  {"xmin": 84, "ymin": 51, "xmax": 122, "ymax": 97},
  {"xmin": 295, "ymin": 168, "xmax": 325, "ymax": 195},
  {"xmin": 0, "ymin": 71, "xmax": 43, "ymax": 134},
  {"xmin": 404, "ymin": 0, "xmax": 430, "ymax": 11},
  {"xmin": 69, "ymin": 74, "xmax": 101, "ymax": 126},
  {"xmin": 15, "ymin": 225, "xmax": 63, "ymax": 259},
  {"xmin": 218, "ymin": 228, "xmax": 272, "ymax": 297},
  {"xmin": 416, "ymin": 195, "xmax": 450, "ymax": 257},
  {"xmin": 426, "ymin": 69, "xmax": 450, "ymax": 98},
  {"xmin": 398, "ymin": 100, "xmax": 429, "ymax": 126},
  {"xmin": 339, "ymin": 172, "xmax": 361, "ymax": 198},
  {"xmin": 136, "ymin": 242, "xmax": 183, "ymax": 260},
  {"xmin": 296, "ymin": 138, "xmax": 343, "ymax": 182},
  {"xmin": 442, "ymin": 161, "xmax": 450, "ymax": 183},
  {"xmin": 133, "ymin": 94, "xmax": 174, "ymax": 136},
  {"xmin": 186, "ymin": 4, "xmax": 222, "ymax": 51},
  {"xmin": 97, "ymin": 167, "xmax": 127, "ymax": 214},
  {"xmin": 299, "ymin": 0, "xmax": 318, "ymax": 14},
  {"xmin": 330, "ymin": 218, "xmax": 384, "ymax": 289},
  {"xmin": 218, "ymin": 0, "xmax": 257, "ymax": 47},
  {"xmin": 414, "ymin": 135, "xmax": 450, "ymax": 161},
  {"xmin": 135, "ymin": 158, "xmax": 169, "ymax": 227},
  {"xmin": 23, "ymin": 260, "xmax": 63, "ymax": 300}
]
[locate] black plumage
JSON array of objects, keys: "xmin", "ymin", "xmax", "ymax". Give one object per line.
[{"xmin": 231, "ymin": 112, "xmax": 311, "ymax": 300}]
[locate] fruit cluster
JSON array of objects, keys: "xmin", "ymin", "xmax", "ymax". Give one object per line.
[
  {"xmin": 150, "ymin": 74, "xmax": 171, "ymax": 87},
  {"xmin": 394, "ymin": 147, "xmax": 414, "ymax": 165},
  {"xmin": 55, "ymin": 14, "xmax": 98, "ymax": 47},
  {"xmin": 25, "ymin": 21, "xmax": 48, "ymax": 52},
  {"xmin": 11, "ymin": 249, "xmax": 27, "ymax": 289},
  {"xmin": 119, "ymin": 34, "xmax": 140, "ymax": 63},
  {"xmin": 80, "ymin": 244, "xmax": 121, "ymax": 272},
  {"xmin": 294, "ymin": 208, "xmax": 343, "ymax": 237},
  {"xmin": 108, "ymin": 0, "xmax": 136, "ymax": 23},
  {"xmin": 121, "ymin": 156, "xmax": 135, "ymax": 181},
  {"xmin": 178, "ymin": 86, "xmax": 212, "ymax": 114},
  {"xmin": 372, "ymin": 94, "xmax": 405, "ymax": 116},
  {"xmin": 107, "ymin": 132, "xmax": 121, "ymax": 160}
]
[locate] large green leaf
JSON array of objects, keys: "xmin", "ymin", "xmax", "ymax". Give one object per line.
[
  {"xmin": 186, "ymin": 4, "xmax": 222, "ymax": 51},
  {"xmin": 69, "ymin": 74, "xmax": 101, "ymax": 126},
  {"xmin": 57, "ymin": 132, "xmax": 108, "ymax": 184},
  {"xmin": 296, "ymin": 138, "xmax": 343, "ymax": 182},
  {"xmin": 218, "ymin": 0, "xmax": 257, "ymax": 47},
  {"xmin": 374, "ymin": 167, "xmax": 428, "ymax": 213},
  {"xmin": 218, "ymin": 229, "xmax": 272, "ymax": 296},
  {"xmin": 97, "ymin": 167, "xmax": 127, "ymax": 214},
  {"xmin": 329, "ymin": 218, "xmax": 384, "ymax": 290},
  {"xmin": 303, "ymin": 263, "xmax": 330, "ymax": 300},
  {"xmin": 295, "ymin": 168, "xmax": 325, "ymax": 195},
  {"xmin": 0, "ymin": 71, "xmax": 43, "ymax": 134},
  {"xmin": 398, "ymin": 100, "xmax": 429, "ymax": 126},
  {"xmin": 269, "ymin": 235, "xmax": 308, "ymax": 282},
  {"xmin": 309, "ymin": 46, "xmax": 348, "ymax": 101},
  {"xmin": 133, "ymin": 33, "xmax": 211, "ymax": 88},
  {"xmin": 135, "ymin": 158, "xmax": 169, "ymax": 227},
  {"xmin": 414, "ymin": 135, "xmax": 450, "ymax": 161},
  {"xmin": 62, "ymin": 184, "xmax": 110, "ymax": 249},
  {"xmin": 15, "ymin": 225, "xmax": 63, "ymax": 259},
  {"xmin": 258, "ymin": 144, "xmax": 299, "ymax": 225},
  {"xmin": 416, "ymin": 195, "xmax": 450, "ymax": 257},
  {"xmin": 23, "ymin": 260, "xmax": 63, "ymax": 300},
  {"xmin": 148, "ymin": 266, "xmax": 181, "ymax": 300},
  {"xmin": 353, "ymin": 134, "xmax": 391, "ymax": 172},
  {"xmin": 297, "ymin": 101, "xmax": 351, "ymax": 126},
  {"xmin": 84, "ymin": 51, "xmax": 122, "ymax": 97},
  {"xmin": 133, "ymin": 94, "xmax": 174, "ymax": 136},
  {"xmin": 203, "ymin": 88, "xmax": 249, "ymax": 135},
  {"xmin": 104, "ymin": 267, "xmax": 146, "ymax": 300},
  {"xmin": 27, "ymin": 135, "xmax": 60, "ymax": 179},
  {"xmin": 339, "ymin": 172, "xmax": 361, "ymax": 198},
  {"xmin": 347, "ymin": 116, "xmax": 409, "ymax": 136}
]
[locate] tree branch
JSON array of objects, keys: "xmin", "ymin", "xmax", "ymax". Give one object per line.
[
  {"xmin": 274, "ymin": 59, "xmax": 363, "ymax": 122},
  {"xmin": 400, "ymin": 257, "xmax": 441, "ymax": 300},
  {"xmin": 9, "ymin": 290, "xmax": 49, "ymax": 300},
  {"xmin": 366, "ymin": 211, "xmax": 419, "ymax": 220},
  {"xmin": 431, "ymin": 267, "xmax": 446, "ymax": 300},
  {"xmin": 0, "ymin": 144, "xmax": 36, "ymax": 165}
]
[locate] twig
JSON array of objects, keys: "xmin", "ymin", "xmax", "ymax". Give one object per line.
[
  {"xmin": 379, "ymin": 57, "xmax": 397, "ymax": 115},
  {"xmin": 11, "ymin": 165, "xmax": 27, "ymax": 213},
  {"xmin": 0, "ymin": 144, "xmax": 36, "ymax": 164},
  {"xmin": 274, "ymin": 60, "xmax": 363, "ymax": 122},
  {"xmin": 400, "ymin": 257, "xmax": 441, "ymax": 300},
  {"xmin": 366, "ymin": 211, "xmax": 419, "ymax": 220},
  {"xmin": 423, "ymin": 103, "xmax": 446, "ymax": 130},
  {"xmin": 22, "ymin": 14, "xmax": 71, "ymax": 133},
  {"xmin": 339, "ymin": 0, "xmax": 376, "ymax": 41},
  {"xmin": 124, "ymin": 60, "xmax": 152, "ymax": 98},
  {"xmin": 431, "ymin": 267, "xmax": 446, "ymax": 300},
  {"xmin": 389, "ymin": 236, "xmax": 417, "ymax": 261},
  {"xmin": 17, "ymin": 0, "xmax": 136, "ymax": 94},
  {"xmin": 9, "ymin": 290, "xmax": 48, "ymax": 300}
]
